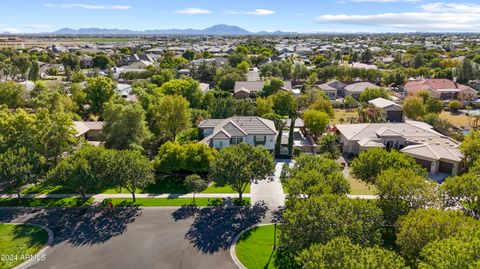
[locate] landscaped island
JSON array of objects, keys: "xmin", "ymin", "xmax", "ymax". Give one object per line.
[{"xmin": 0, "ymin": 224, "xmax": 48, "ymax": 269}]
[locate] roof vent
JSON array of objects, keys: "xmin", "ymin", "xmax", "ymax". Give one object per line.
[{"xmin": 436, "ymin": 142, "xmax": 440, "ymax": 145}]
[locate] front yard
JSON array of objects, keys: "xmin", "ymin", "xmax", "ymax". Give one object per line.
[{"xmin": 439, "ymin": 111, "xmax": 472, "ymax": 128}]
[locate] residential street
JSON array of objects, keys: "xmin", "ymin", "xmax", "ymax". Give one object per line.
[{"xmin": 0, "ymin": 206, "xmax": 269, "ymax": 269}]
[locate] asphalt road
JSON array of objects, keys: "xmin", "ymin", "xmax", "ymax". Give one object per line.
[{"xmin": 0, "ymin": 204, "xmax": 270, "ymax": 269}]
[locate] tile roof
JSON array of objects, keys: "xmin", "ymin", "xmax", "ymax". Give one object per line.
[
  {"xmin": 201, "ymin": 116, "xmax": 277, "ymax": 143},
  {"xmin": 368, "ymin": 97, "xmax": 401, "ymax": 109}
]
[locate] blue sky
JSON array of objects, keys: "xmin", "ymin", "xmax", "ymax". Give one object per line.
[{"xmin": 2, "ymin": 0, "xmax": 480, "ymax": 33}]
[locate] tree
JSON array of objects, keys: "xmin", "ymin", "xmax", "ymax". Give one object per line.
[
  {"xmin": 209, "ymin": 143, "xmax": 274, "ymax": 201},
  {"xmin": 149, "ymin": 70, "xmax": 173, "ymax": 87},
  {"xmin": 309, "ymin": 98, "xmax": 334, "ymax": 117},
  {"xmin": 358, "ymin": 88, "xmax": 389, "ymax": 103},
  {"xmin": 376, "ymin": 168, "xmax": 439, "ymax": 224},
  {"xmin": 209, "ymin": 96, "xmax": 236, "ymax": 119},
  {"xmin": 357, "ymin": 104, "xmax": 386, "ymax": 123},
  {"xmin": 396, "ymin": 208, "xmax": 479, "ymax": 260},
  {"xmin": 272, "ymin": 91, "xmax": 296, "ymax": 117},
  {"xmin": 303, "ymin": 109, "xmax": 330, "ymax": 140},
  {"xmin": 425, "ymin": 97, "xmax": 443, "ymax": 114},
  {"xmin": 441, "ymin": 172, "xmax": 480, "ymax": 218},
  {"xmin": 159, "ymin": 78, "xmax": 203, "ymax": 109},
  {"xmin": 60, "ymin": 53, "xmax": 80, "ymax": 71},
  {"xmin": 102, "ymin": 102, "xmax": 151, "ymax": 150},
  {"xmin": 235, "ymin": 99, "xmax": 256, "ymax": 116},
  {"xmin": 153, "ymin": 95, "xmax": 191, "ymax": 140},
  {"xmin": 184, "ymin": 174, "xmax": 208, "ymax": 204},
  {"xmin": 113, "ymin": 150, "xmax": 154, "ymax": 202},
  {"xmin": 350, "ymin": 148, "xmax": 425, "ymax": 184},
  {"xmin": 296, "ymin": 237, "xmax": 406, "ymax": 269},
  {"xmin": 457, "ymin": 58, "xmax": 477, "ymax": 84},
  {"xmin": 418, "ymin": 235, "xmax": 480, "ymax": 269},
  {"xmin": 0, "ymin": 81, "xmax": 24, "ymax": 108},
  {"xmin": 93, "ymin": 54, "xmax": 113, "ymax": 70},
  {"xmin": 382, "ymin": 70, "xmax": 406, "ymax": 86},
  {"xmin": 283, "ymin": 154, "xmax": 349, "ymax": 198},
  {"xmin": 47, "ymin": 146, "xmax": 114, "ymax": 199},
  {"xmin": 344, "ymin": 95, "xmax": 359, "ymax": 109},
  {"xmin": 84, "ymin": 77, "xmax": 116, "ymax": 115},
  {"xmin": 403, "ymin": 97, "xmax": 426, "ymax": 120},
  {"xmin": 0, "ymin": 148, "xmax": 33, "ymax": 198},
  {"xmin": 28, "ymin": 59, "xmax": 40, "ymax": 81},
  {"xmin": 256, "ymin": 96, "xmax": 274, "ymax": 116},
  {"xmin": 317, "ymin": 132, "xmax": 340, "ymax": 159},
  {"xmin": 182, "ymin": 50, "xmax": 196, "ymax": 61},
  {"xmin": 154, "ymin": 142, "xmax": 216, "ymax": 174},
  {"xmin": 281, "ymin": 195, "xmax": 383, "ymax": 250},
  {"xmin": 261, "ymin": 78, "xmax": 284, "ymax": 97},
  {"xmin": 448, "ymin": 100, "xmax": 460, "ymax": 112},
  {"xmin": 461, "ymin": 130, "xmax": 480, "ymax": 165}
]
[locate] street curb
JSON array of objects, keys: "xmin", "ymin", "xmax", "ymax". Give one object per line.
[
  {"xmin": 229, "ymin": 223, "xmax": 274, "ymax": 269},
  {"xmin": 1, "ymin": 222, "xmax": 54, "ymax": 269}
]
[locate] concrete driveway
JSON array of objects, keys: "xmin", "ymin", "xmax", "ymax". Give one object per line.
[{"xmin": 0, "ymin": 205, "xmax": 269, "ymax": 269}]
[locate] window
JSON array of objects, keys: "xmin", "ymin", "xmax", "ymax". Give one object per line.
[
  {"xmin": 255, "ymin": 135, "xmax": 266, "ymax": 141},
  {"xmin": 230, "ymin": 137, "xmax": 243, "ymax": 145},
  {"xmin": 219, "ymin": 141, "xmax": 223, "ymax": 148}
]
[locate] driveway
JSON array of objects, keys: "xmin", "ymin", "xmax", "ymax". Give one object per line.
[
  {"xmin": 0, "ymin": 205, "xmax": 269, "ymax": 269},
  {"xmin": 250, "ymin": 160, "xmax": 288, "ymax": 211}
]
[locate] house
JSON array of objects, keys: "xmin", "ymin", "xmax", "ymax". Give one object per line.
[
  {"xmin": 280, "ymin": 118, "xmax": 316, "ymax": 155},
  {"xmin": 115, "ymin": 84, "xmax": 132, "ymax": 97},
  {"xmin": 368, "ymin": 97, "xmax": 404, "ymax": 122},
  {"xmin": 402, "ymin": 79, "xmax": 477, "ymax": 101},
  {"xmin": 344, "ymin": 82, "xmax": 380, "ymax": 99},
  {"xmin": 73, "ymin": 121, "xmax": 104, "ymax": 146},
  {"xmin": 233, "ymin": 81, "xmax": 293, "ymax": 99},
  {"xmin": 199, "ymin": 116, "xmax": 277, "ymax": 151},
  {"xmin": 318, "ymin": 80, "xmax": 347, "ymax": 100},
  {"xmin": 336, "ymin": 121, "xmax": 463, "ymax": 177}
]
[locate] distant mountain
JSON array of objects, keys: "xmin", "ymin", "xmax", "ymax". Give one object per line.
[{"xmin": 51, "ymin": 24, "xmax": 296, "ymax": 35}]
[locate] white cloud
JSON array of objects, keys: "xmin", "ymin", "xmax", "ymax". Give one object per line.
[
  {"xmin": 351, "ymin": 0, "xmax": 419, "ymax": 2},
  {"xmin": 245, "ymin": 9, "xmax": 275, "ymax": 15},
  {"xmin": 175, "ymin": 8, "xmax": 211, "ymax": 14},
  {"xmin": 421, "ymin": 2, "xmax": 480, "ymax": 13},
  {"xmin": 226, "ymin": 9, "xmax": 275, "ymax": 15},
  {"xmin": 44, "ymin": 3, "xmax": 131, "ymax": 10},
  {"xmin": 316, "ymin": 2, "xmax": 480, "ymax": 31}
]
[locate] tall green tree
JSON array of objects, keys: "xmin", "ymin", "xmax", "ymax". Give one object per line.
[
  {"xmin": 281, "ymin": 194, "xmax": 383, "ymax": 250},
  {"xmin": 350, "ymin": 148, "xmax": 425, "ymax": 184},
  {"xmin": 376, "ymin": 168, "xmax": 439, "ymax": 224},
  {"xmin": 209, "ymin": 143, "xmax": 274, "ymax": 201},
  {"xmin": 303, "ymin": 109, "xmax": 330, "ymax": 141},
  {"xmin": 152, "ymin": 95, "xmax": 191, "ymax": 141},
  {"xmin": 84, "ymin": 77, "xmax": 116, "ymax": 115},
  {"xmin": 102, "ymin": 102, "xmax": 151, "ymax": 150},
  {"xmin": 0, "ymin": 148, "xmax": 33, "ymax": 198},
  {"xmin": 0, "ymin": 81, "xmax": 25, "ymax": 108},
  {"xmin": 441, "ymin": 172, "xmax": 480, "ymax": 218},
  {"xmin": 296, "ymin": 237, "xmax": 406, "ymax": 269},
  {"xmin": 160, "ymin": 78, "xmax": 203, "ymax": 108},
  {"xmin": 272, "ymin": 91, "xmax": 296, "ymax": 117},
  {"xmin": 113, "ymin": 150, "xmax": 154, "ymax": 202}
]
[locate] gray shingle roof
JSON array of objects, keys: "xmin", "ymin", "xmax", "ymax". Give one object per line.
[{"xmin": 201, "ymin": 116, "xmax": 277, "ymax": 143}]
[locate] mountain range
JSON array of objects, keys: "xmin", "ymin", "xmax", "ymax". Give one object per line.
[{"xmin": 52, "ymin": 24, "xmax": 296, "ymax": 35}]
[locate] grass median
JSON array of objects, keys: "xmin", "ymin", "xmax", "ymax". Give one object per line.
[
  {"xmin": 0, "ymin": 197, "xmax": 93, "ymax": 207},
  {"xmin": 0, "ymin": 224, "xmax": 48, "ymax": 269}
]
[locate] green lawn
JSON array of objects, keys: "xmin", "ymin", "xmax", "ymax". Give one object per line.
[
  {"xmin": 0, "ymin": 197, "xmax": 94, "ymax": 207},
  {"xmin": 105, "ymin": 197, "xmax": 251, "ymax": 207},
  {"xmin": 20, "ymin": 177, "xmax": 247, "ymax": 195},
  {"xmin": 0, "ymin": 224, "xmax": 49, "ymax": 269},
  {"xmin": 347, "ymin": 175, "xmax": 376, "ymax": 195},
  {"xmin": 236, "ymin": 225, "xmax": 279, "ymax": 269}
]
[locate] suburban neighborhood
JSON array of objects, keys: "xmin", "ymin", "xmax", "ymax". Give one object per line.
[{"xmin": 2, "ymin": 1, "xmax": 480, "ymax": 269}]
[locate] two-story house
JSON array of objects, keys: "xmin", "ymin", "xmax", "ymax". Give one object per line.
[{"xmin": 198, "ymin": 116, "xmax": 277, "ymax": 151}]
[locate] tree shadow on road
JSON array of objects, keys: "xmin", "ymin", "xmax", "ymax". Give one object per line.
[
  {"xmin": 173, "ymin": 201, "xmax": 268, "ymax": 254},
  {"xmin": 0, "ymin": 207, "xmax": 142, "ymax": 246}
]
